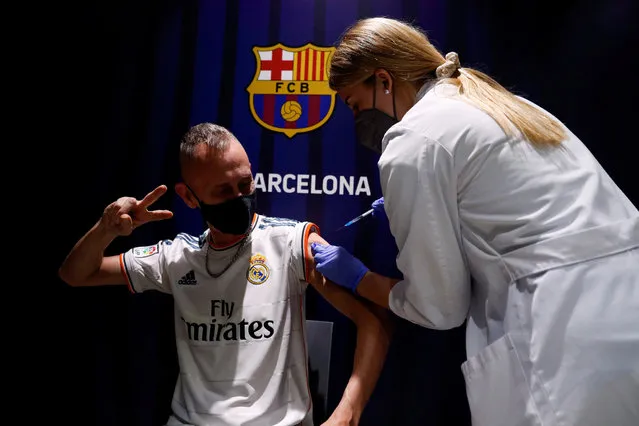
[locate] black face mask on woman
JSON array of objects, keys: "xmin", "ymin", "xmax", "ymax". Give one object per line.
[
  {"xmin": 354, "ymin": 76, "xmax": 398, "ymax": 154},
  {"xmin": 187, "ymin": 185, "xmax": 257, "ymax": 235}
]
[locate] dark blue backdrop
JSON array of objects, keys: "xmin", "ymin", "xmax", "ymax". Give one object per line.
[{"xmin": 40, "ymin": 0, "xmax": 638, "ymax": 425}]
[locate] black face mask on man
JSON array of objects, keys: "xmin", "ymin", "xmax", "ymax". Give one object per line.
[
  {"xmin": 186, "ymin": 185, "xmax": 257, "ymax": 235},
  {"xmin": 355, "ymin": 76, "xmax": 398, "ymax": 154}
]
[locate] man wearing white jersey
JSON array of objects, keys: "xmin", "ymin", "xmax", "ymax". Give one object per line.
[{"xmin": 58, "ymin": 123, "xmax": 390, "ymax": 426}]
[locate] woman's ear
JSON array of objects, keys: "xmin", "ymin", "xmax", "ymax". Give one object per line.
[{"xmin": 374, "ymin": 68, "xmax": 393, "ymax": 93}]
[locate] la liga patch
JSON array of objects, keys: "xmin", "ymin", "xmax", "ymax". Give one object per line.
[{"xmin": 133, "ymin": 244, "xmax": 158, "ymax": 258}]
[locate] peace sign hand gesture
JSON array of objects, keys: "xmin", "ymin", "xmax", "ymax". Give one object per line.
[{"xmin": 101, "ymin": 185, "xmax": 174, "ymax": 237}]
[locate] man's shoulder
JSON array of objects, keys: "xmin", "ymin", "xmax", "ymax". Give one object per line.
[
  {"xmin": 252, "ymin": 216, "xmax": 317, "ymax": 252},
  {"xmin": 255, "ymin": 215, "xmax": 305, "ymax": 231},
  {"xmin": 132, "ymin": 231, "xmax": 206, "ymax": 258}
]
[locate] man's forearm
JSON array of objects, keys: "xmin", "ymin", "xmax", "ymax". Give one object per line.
[
  {"xmin": 58, "ymin": 219, "xmax": 117, "ymax": 286},
  {"xmin": 356, "ymin": 271, "xmax": 401, "ymax": 310},
  {"xmin": 336, "ymin": 310, "xmax": 392, "ymax": 423}
]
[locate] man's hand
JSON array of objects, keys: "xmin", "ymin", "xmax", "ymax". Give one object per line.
[
  {"xmin": 59, "ymin": 184, "xmax": 172, "ymax": 287},
  {"xmin": 311, "ymin": 242, "xmax": 369, "ymax": 293},
  {"xmin": 321, "ymin": 414, "xmax": 355, "ymax": 425},
  {"xmin": 321, "ymin": 395, "xmax": 357, "ymax": 425},
  {"xmin": 101, "ymin": 185, "xmax": 173, "ymax": 236}
]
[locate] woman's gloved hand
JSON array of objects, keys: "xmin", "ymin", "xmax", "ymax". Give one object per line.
[
  {"xmin": 310, "ymin": 243, "xmax": 369, "ymax": 292},
  {"xmin": 371, "ymin": 197, "xmax": 387, "ymax": 222}
]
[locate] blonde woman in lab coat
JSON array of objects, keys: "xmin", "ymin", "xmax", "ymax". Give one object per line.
[{"xmin": 311, "ymin": 17, "xmax": 639, "ymax": 426}]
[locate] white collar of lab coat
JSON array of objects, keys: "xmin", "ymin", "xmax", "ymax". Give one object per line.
[
  {"xmin": 415, "ymin": 79, "xmax": 458, "ymax": 102},
  {"xmin": 381, "ymin": 81, "xmax": 458, "ymax": 153}
]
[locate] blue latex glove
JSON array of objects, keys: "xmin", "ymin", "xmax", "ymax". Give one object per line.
[
  {"xmin": 310, "ymin": 243, "xmax": 369, "ymax": 292},
  {"xmin": 371, "ymin": 197, "xmax": 387, "ymax": 222}
]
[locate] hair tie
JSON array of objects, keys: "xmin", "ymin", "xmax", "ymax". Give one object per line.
[{"xmin": 435, "ymin": 52, "xmax": 461, "ymax": 78}]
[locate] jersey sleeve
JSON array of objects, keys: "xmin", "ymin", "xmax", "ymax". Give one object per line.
[
  {"xmin": 289, "ymin": 221, "xmax": 320, "ymax": 285},
  {"xmin": 379, "ymin": 125, "xmax": 471, "ymax": 330},
  {"xmin": 119, "ymin": 240, "xmax": 172, "ymax": 294}
]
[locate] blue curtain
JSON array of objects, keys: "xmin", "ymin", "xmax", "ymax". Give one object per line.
[{"xmin": 42, "ymin": 0, "xmax": 638, "ymax": 425}]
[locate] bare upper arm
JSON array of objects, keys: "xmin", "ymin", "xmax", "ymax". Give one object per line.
[
  {"xmin": 64, "ymin": 255, "xmax": 129, "ymax": 288},
  {"xmin": 100, "ymin": 255, "xmax": 130, "ymax": 286}
]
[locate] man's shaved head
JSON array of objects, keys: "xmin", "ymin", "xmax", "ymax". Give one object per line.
[
  {"xmin": 179, "ymin": 122, "xmax": 236, "ymax": 174},
  {"xmin": 175, "ymin": 122, "xmax": 254, "ymax": 210}
]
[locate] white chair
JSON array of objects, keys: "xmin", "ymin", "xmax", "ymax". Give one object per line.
[{"xmin": 305, "ymin": 319, "xmax": 334, "ymax": 422}]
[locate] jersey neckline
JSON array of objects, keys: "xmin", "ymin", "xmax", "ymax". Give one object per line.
[{"xmin": 206, "ymin": 214, "xmax": 260, "ymax": 252}]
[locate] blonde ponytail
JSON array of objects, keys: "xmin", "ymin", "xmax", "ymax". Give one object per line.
[
  {"xmin": 330, "ymin": 17, "xmax": 567, "ymax": 147},
  {"xmin": 450, "ymin": 66, "xmax": 566, "ymax": 146}
]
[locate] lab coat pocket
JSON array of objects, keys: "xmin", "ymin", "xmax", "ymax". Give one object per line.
[{"xmin": 461, "ymin": 333, "xmax": 539, "ymax": 426}]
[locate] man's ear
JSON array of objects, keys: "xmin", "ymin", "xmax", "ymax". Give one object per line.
[{"xmin": 175, "ymin": 182, "xmax": 198, "ymax": 209}]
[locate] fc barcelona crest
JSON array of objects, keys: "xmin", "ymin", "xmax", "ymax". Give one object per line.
[{"xmin": 246, "ymin": 43, "xmax": 337, "ymax": 138}]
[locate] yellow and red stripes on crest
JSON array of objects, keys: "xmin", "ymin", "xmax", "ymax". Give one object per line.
[{"xmin": 293, "ymin": 48, "xmax": 327, "ymax": 81}]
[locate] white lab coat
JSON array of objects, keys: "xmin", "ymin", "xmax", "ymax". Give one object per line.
[{"xmin": 379, "ymin": 81, "xmax": 639, "ymax": 426}]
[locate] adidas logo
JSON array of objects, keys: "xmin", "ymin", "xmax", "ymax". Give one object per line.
[{"xmin": 178, "ymin": 270, "xmax": 197, "ymax": 285}]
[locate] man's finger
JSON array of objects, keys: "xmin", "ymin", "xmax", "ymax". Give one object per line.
[
  {"xmin": 119, "ymin": 213, "xmax": 133, "ymax": 227},
  {"xmin": 139, "ymin": 185, "xmax": 168, "ymax": 208},
  {"xmin": 146, "ymin": 210, "xmax": 174, "ymax": 222}
]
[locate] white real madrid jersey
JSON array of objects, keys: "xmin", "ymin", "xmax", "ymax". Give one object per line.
[{"xmin": 119, "ymin": 215, "xmax": 319, "ymax": 426}]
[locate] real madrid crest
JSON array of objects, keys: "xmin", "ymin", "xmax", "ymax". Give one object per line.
[{"xmin": 247, "ymin": 253, "xmax": 270, "ymax": 285}]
